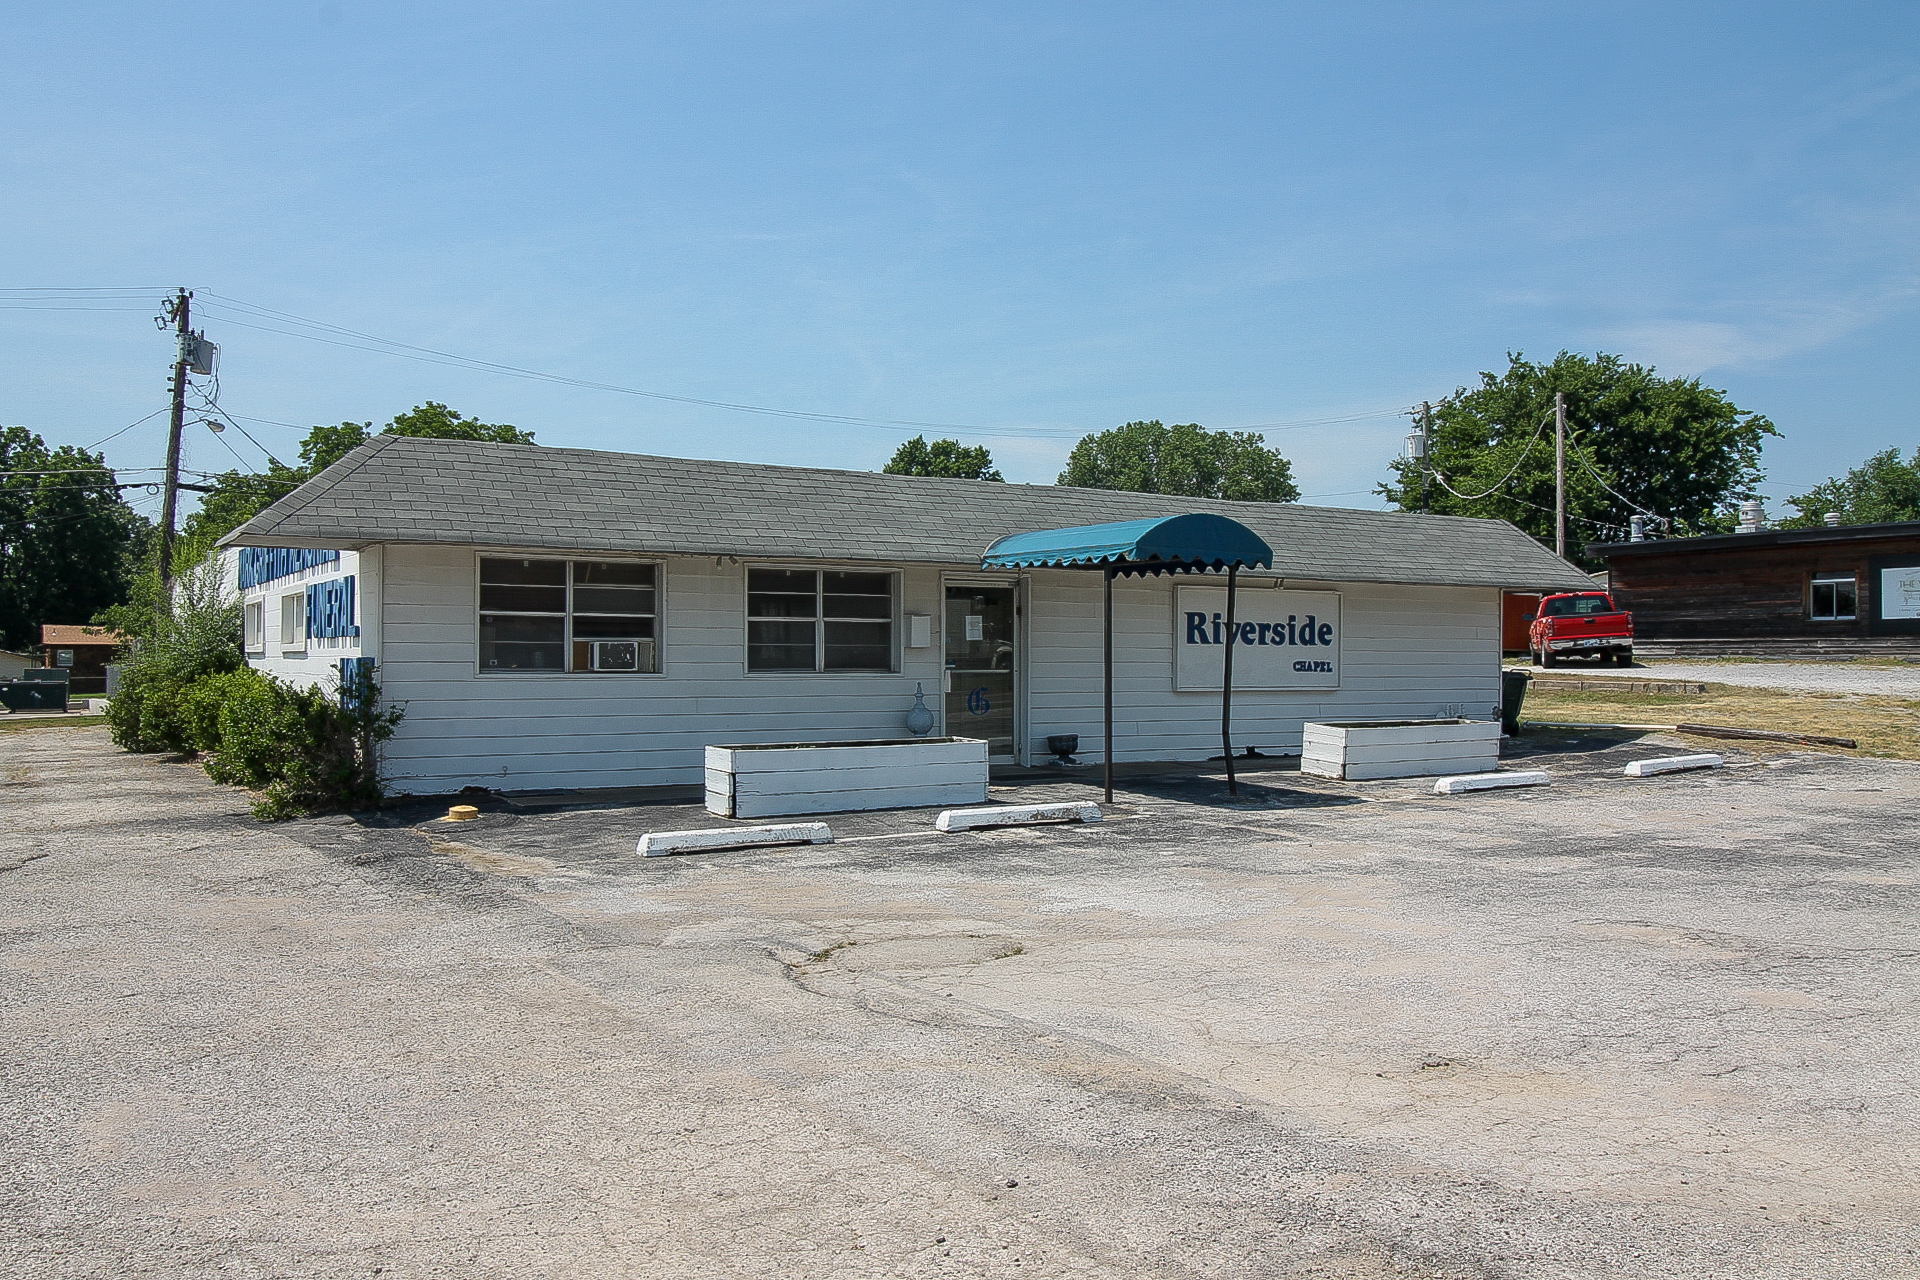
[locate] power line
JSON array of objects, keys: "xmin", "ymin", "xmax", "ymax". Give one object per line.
[
  {"xmin": 194, "ymin": 292, "xmax": 1408, "ymax": 441},
  {"xmin": 0, "ymin": 467, "xmax": 165, "ymax": 478},
  {"xmin": 85, "ymin": 408, "xmax": 171, "ymax": 451},
  {"xmin": 1424, "ymin": 409, "xmax": 1555, "ymax": 502},
  {"xmin": 0, "ymin": 286, "xmax": 180, "ymax": 293},
  {"xmin": 10, "ymin": 283, "xmax": 1414, "ymax": 446},
  {"xmin": 1563, "ymin": 426, "xmax": 1661, "ymax": 517},
  {"xmin": 194, "ymin": 299, "xmax": 1070, "ymax": 436},
  {"xmin": 188, "ymin": 386, "xmax": 284, "ymax": 467}
]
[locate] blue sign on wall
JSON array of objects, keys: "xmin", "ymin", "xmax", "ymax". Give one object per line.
[
  {"xmin": 237, "ymin": 547, "xmax": 340, "ymax": 589},
  {"xmin": 306, "ymin": 576, "xmax": 360, "ymax": 640},
  {"xmin": 338, "ymin": 656, "xmax": 374, "ymax": 710}
]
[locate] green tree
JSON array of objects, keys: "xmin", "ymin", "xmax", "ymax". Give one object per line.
[
  {"xmin": 1779, "ymin": 447, "xmax": 1920, "ymax": 528},
  {"xmin": 0, "ymin": 426, "xmax": 145, "ymax": 651},
  {"xmin": 882, "ymin": 436, "xmax": 1004, "ymax": 481},
  {"xmin": 1057, "ymin": 421, "xmax": 1300, "ymax": 502},
  {"xmin": 180, "ymin": 403, "xmax": 534, "ymax": 550},
  {"xmin": 92, "ymin": 403, "xmax": 534, "ymax": 642},
  {"xmin": 1379, "ymin": 352, "xmax": 1776, "ymax": 564},
  {"xmin": 179, "ymin": 461, "xmax": 309, "ymax": 552}
]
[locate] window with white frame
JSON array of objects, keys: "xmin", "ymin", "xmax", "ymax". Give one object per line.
[
  {"xmin": 280, "ymin": 593, "xmax": 307, "ymax": 653},
  {"xmin": 243, "ymin": 600, "xmax": 264, "ymax": 654},
  {"xmin": 746, "ymin": 567, "xmax": 895, "ymax": 672},
  {"xmin": 1811, "ymin": 572, "xmax": 1857, "ymax": 621},
  {"xmin": 478, "ymin": 557, "xmax": 659, "ymax": 673}
]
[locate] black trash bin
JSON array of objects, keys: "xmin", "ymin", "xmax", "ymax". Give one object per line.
[
  {"xmin": 1500, "ymin": 668, "xmax": 1530, "ymax": 736},
  {"xmin": 0, "ymin": 680, "xmax": 69, "ymax": 712}
]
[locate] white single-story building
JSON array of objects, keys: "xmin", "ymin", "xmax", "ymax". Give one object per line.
[{"xmin": 220, "ymin": 435, "xmax": 1590, "ymax": 795}]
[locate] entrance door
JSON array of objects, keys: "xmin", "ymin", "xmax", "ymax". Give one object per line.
[{"xmin": 945, "ymin": 583, "xmax": 1017, "ymax": 756}]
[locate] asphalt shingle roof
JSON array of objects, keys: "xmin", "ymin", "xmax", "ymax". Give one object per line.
[{"xmin": 219, "ymin": 435, "xmax": 1593, "ymax": 590}]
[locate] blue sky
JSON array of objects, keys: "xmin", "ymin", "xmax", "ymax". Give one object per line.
[{"xmin": 4, "ymin": 2, "xmax": 1916, "ymax": 525}]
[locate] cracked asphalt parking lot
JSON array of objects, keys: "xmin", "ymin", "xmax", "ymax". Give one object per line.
[{"xmin": 3, "ymin": 727, "xmax": 1917, "ymax": 1278}]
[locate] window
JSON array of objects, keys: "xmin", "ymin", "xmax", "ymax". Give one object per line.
[
  {"xmin": 1811, "ymin": 572, "xmax": 1857, "ymax": 621},
  {"xmin": 747, "ymin": 568, "xmax": 895, "ymax": 672},
  {"xmin": 243, "ymin": 601, "xmax": 264, "ymax": 654},
  {"xmin": 55, "ymin": 648, "xmax": 74, "ymax": 667},
  {"xmin": 1542, "ymin": 593, "xmax": 1617, "ymax": 618},
  {"xmin": 478, "ymin": 557, "xmax": 658, "ymax": 673},
  {"xmin": 280, "ymin": 593, "xmax": 307, "ymax": 653}
]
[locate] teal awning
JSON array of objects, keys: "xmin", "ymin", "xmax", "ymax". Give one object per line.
[{"xmin": 980, "ymin": 513, "xmax": 1273, "ymax": 576}]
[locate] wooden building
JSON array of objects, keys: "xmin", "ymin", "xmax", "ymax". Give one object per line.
[
  {"xmin": 219, "ymin": 436, "xmax": 1588, "ymax": 794},
  {"xmin": 39, "ymin": 625, "xmax": 125, "ymax": 695},
  {"xmin": 1592, "ymin": 520, "xmax": 1920, "ymax": 657}
]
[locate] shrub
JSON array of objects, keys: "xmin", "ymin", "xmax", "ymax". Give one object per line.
[
  {"xmin": 103, "ymin": 554, "xmax": 403, "ymax": 819},
  {"xmin": 176, "ymin": 668, "xmax": 263, "ymax": 755},
  {"xmin": 106, "ymin": 557, "xmax": 243, "ymax": 754},
  {"xmin": 106, "ymin": 668, "xmax": 189, "ymax": 754},
  {"xmin": 199, "ymin": 669, "xmax": 295, "ymax": 787},
  {"xmin": 248, "ymin": 664, "xmax": 402, "ymax": 821}
]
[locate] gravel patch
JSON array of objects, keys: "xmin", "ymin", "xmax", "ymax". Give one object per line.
[
  {"xmin": 1633, "ymin": 661, "xmax": 1920, "ymax": 697},
  {"xmin": 1519, "ymin": 659, "xmax": 1920, "ymax": 697}
]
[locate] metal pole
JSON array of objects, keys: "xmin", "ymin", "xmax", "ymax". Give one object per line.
[
  {"xmin": 1554, "ymin": 390, "xmax": 1567, "ymax": 560},
  {"xmin": 1420, "ymin": 401, "xmax": 1432, "ymax": 513},
  {"xmin": 158, "ymin": 288, "xmax": 191, "ymax": 598},
  {"xmin": 1103, "ymin": 566, "xmax": 1114, "ymax": 806},
  {"xmin": 1221, "ymin": 562, "xmax": 1239, "ymax": 796}
]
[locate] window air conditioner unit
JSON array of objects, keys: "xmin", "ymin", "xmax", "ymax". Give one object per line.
[{"xmin": 590, "ymin": 640, "xmax": 644, "ymax": 671}]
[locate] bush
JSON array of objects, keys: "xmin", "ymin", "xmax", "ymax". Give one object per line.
[
  {"xmin": 198, "ymin": 669, "xmax": 295, "ymax": 788},
  {"xmin": 245, "ymin": 665, "xmax": 402, "ymax": 821},
  {"xmin": 106, "ymin": 558, "xmax": 243, "ymax": 754},
  {"xmin": 106, "ymin": 668, "xmax": 190, "ymax": 754},
  {"xmin": 102, "ymin": 556, "xmax": 404, "ymax": 820},
  {"xmin": 176, "ymin": 668, "xmax": 264, "ymax": 755}
]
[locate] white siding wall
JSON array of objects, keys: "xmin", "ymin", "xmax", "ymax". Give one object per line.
[
  {"xmin": 378, "ymin": 545, "xmax": 951, "ymax": 793},
  {"xmin": 1023, "ymin": 569, "xmax": 1503, "ymax": 762},
  {"xmin": 228, "ymin": 546, "xmax": 377, "ymax": 695},
  {"xmin": 371, "ymin": 544, "xmax": 1503, "ymax": 795}
]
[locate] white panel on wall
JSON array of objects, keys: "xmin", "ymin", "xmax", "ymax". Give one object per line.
[
  {"xmin": 227, "ymin": 545, "xmax": 369, "ymax": 694},
  {"xmin": 1172, "ymin": 585, "xmax": 1342, "ymax": 690},
  {"xmin": 1023, "ymin": 569, "xmax": 1500, "ymax": 766},
  {"xmin": 374, "ymin": 546, "xmax": 949, "ymax": 794},
  {"xmin": 363, "ymin": 544, "xmax": 1502, "ymax": 794}
]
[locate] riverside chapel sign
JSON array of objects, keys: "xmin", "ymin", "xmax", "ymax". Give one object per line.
[{"xmin": 1172, "ymin": 585, "xmax": 1343, "ymax": 691}]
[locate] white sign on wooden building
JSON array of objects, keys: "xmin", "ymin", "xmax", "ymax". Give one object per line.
[{"xmin": 1172, "ymin": 586, "xmax": 1342, "ymax": 690}]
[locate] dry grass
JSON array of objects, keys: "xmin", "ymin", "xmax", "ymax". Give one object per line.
[
  {"xmin": 1521, "ymin": 684, "xmax": 1920, "ymax": 760},
  {"xmin": 0, "ymin": 714, "xmax": 107, "ymax": 733}
]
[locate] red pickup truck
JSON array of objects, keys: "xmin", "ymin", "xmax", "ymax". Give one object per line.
[{"xmin": 1527, "ymin": 591, "xmax": 1634, "ymax": 667}]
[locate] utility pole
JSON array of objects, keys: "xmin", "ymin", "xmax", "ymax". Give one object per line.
[
  {"xmin": 157, "ymin": 288, "xmax": 192, "ymax": 599},
  {"xmin": 1419, "ymin": 401, "xmax": 1432, "ymax": 513},
  {"xmin": 1553, "ymin": 390, "xmax": 1567, "ymax": 560}
]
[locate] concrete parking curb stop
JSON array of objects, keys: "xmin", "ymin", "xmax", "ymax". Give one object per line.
[
  {"xmin": 1434, "ymin": 770, "xmax": 1551, "ymax": 795},
  {"xmin": 936, "ymin": 802, "xmax": 1104, "ymax": 832},
  {"xmin": 1625, "ymin": 754, "xmax": 1724, "ymax": 777},
  {"xmin": 638, "ymin": 822, "xmax": 835, "ymax": 857}
]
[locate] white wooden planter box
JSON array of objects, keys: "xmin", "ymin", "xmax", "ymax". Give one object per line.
[
  {"xmin": 1300, "ymin": 718, "xmax": 1501, "ymax": 781},
  {"xmin": 705, "ymin": 737, "xmax": 989, "ymax": 819}
]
